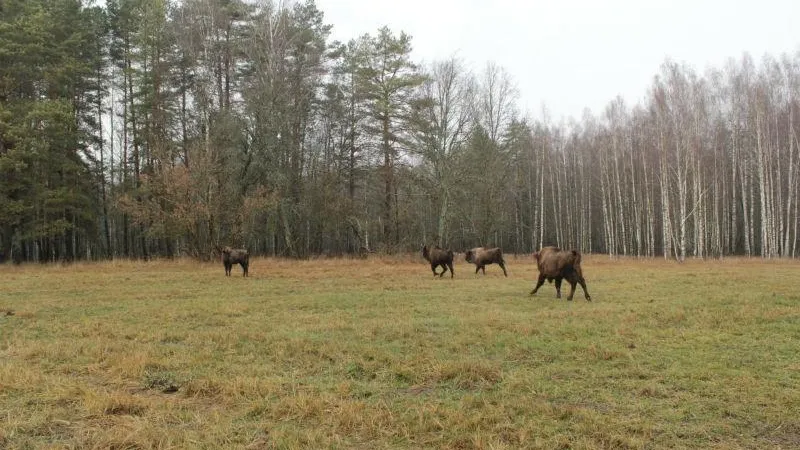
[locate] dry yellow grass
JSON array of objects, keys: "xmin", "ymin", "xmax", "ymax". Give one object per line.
[{"xmin": 1, "ymin": 254, "xmax": 799, "ymax": 449}]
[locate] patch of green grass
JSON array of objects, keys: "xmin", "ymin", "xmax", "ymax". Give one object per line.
[{"xmin": 1, "ymin": 256, "xmax": 799, "ymax": 448}]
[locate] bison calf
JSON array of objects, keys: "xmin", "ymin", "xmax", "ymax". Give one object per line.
[
  {"xmin": 422, "ymin": 245, "xmax": 454, "ymax": 278},
  {"xmin": 465, "ymin": 247, "xmax": 507, "ymax": 277},
  {"xmin": 529, "ymin": 246, "xmax": 590, "ymax": 301},
  {"xmin": 221, "ymin": 246, "xmax": 249, "ymax": 277}
]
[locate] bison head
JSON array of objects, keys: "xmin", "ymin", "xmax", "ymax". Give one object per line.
[{"xmin": 464, "ymin": 249, "xmax": 474, "ymax": 263}]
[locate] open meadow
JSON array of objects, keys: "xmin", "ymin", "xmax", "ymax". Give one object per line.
[{"xmin": 1, "ymin": 255, "xmax": 799, "ymax": 449}]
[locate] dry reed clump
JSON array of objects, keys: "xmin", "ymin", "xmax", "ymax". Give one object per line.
[
  {"xmin": 431, "ymin": 360, "xmax": 503, "ymax": 390},
  {"xmin": 82, "ymin": 391, "xmax": 148, "ymax": 417}
]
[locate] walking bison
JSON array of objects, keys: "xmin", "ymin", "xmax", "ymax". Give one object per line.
[
  {"xmin": 529, "ymin": 246, "xmax": 590, "ymax": 301},
  {"xmin": 464, "ymin": 247, "xmax": 508, "ymax": 277},
  {"xmin": 422, "ymin": 245, "xmax": 455, "ymax": 278},
  {"xmin": 220, "ymin": 246, "xmax": 249, "ymax": 277}
]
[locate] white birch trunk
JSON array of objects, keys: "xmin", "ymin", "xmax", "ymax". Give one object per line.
[
  {"xmin": 659, "ymin": 128, "xmax": 673, "ymax": 259},
  {"xmin": 756, "ymin": 114, "xmax": 770, "ymax": 257},
  {"xmin": 613, "ymin": 138, "xmax": 628, "ymax": 255},
  {"xmin": 629, "ymin": 131, "xmax": 642, "ymax": 256},
  {"xmin": 600, "ymin": 163, "xmax": 613, "ymax": 256},
  {"xmin": 538, "ymin": 142, "xmax": 545, "ymax": 248},
  {"xmin": 783, "ymin": 115, "xmax": 795, "ymax": 256},
  {"xmin": 676, "ymin": 140, "xmax": 688, "ymax": 262}
]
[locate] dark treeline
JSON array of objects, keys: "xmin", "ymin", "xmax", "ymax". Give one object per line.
[{"xmin": 1, "ymin": 0, "xmax": 799, "ymax": 262}]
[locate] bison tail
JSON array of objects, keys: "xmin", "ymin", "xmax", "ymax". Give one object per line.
[{"xmin": 572, "ymin": 250, "xmax": 581, "ymax": 265}]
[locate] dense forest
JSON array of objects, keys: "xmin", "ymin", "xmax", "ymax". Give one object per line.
[{"xmin": 1, "ymin": 0, "xmax": 799, "ymax": 262}]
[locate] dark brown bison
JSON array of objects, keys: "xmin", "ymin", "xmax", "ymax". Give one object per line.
[
  {"xmin": 464, "ymin": 247, "xmax": 507, "ymax": 277},
  {"xmin": 220, "ymin": 246, "xmax": 249, "ymax": 277},
  {"xmin": 422, "ymin": 245, "xmax": 454, "ymax": 278},
  {"xmin": 529, "ymin": 246, "xmax": 590, "ymax": 301}
]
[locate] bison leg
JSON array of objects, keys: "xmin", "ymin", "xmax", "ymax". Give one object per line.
[
  {"xmin": 578, "ymin": 276, "xmax": 591, "ymax": 301},
  {"xmin": 564, "ymin": 276, "xmax": 577, "ymax": 301},
  {"xmin": 563, "ymin": 270, "xmax": 589, "ymax": 301},
  {"xmin": 438, "ymin": 263, "xmax": 447, "ymax": 278},
  {"xmin": 431, "ymin": 264, "xmax": 440, "ymax": 277},
  {"xmin": 481, "ymin": 265, "xmax": 486, "ymax": 275},
  {"xmin": 529, "ymin": 273, "xmax": 546, "ymax": 296},
  {"xmin": 241, "ymin": 261, "xmax": 249, "ymax": 277},
  {"xmin": 224, "ymin": 262, "xmax": 232, "ymax": 276},
  {"xmin": 498, "ymin": 260, "xmax": 508, "ymax": 277},
  {"xmin": 574, "ymin": 267, "xmax": 590, "ymax": 300},
  {"xmin": 554, "ymin": 277, "xmax": 563, "ymax": 299},
  {"xmin": 447, "ymin": 262, "xmax": 454, "ymax": 278}
]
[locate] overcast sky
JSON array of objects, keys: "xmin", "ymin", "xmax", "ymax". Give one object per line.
[{"xmin": 314, "ymin": 0, "xmax": 800, "ymax": 121}]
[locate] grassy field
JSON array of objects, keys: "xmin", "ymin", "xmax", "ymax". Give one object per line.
[{"xmin": 1, "ymin": 254, "xmax": 799, "ymax": 449}]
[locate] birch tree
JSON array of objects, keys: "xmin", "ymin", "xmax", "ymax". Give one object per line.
[{"xmin": 409, "ymin": 57, "xmax": 474, "ymax": 247}]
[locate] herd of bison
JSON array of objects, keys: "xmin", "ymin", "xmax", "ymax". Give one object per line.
[{"xmin": 220, "ymin": 244, "xmax": 592, "ymax": 301}]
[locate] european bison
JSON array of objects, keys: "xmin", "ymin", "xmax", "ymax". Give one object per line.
[
  {"xmin": 529, "ymin": 246, "xmax": 590, "ymax": 301},
  {"xmin": 422, "ymin": 245, "xmax": 455, "ymax": 278},
  {"xmin": 221, "ymin": 246, "xmax": 249, "ymax": 277},
  {"xmin": 464, "ymin": 247, "xmax": 508, "ymax": 277}
]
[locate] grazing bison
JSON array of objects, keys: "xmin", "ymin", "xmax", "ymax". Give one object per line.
[
  {"xmin": 529, "ymin": 246, "xmax": 590, "ymax": 301},
  {"xmin": 220, "ymin": 246, "xmax": 249, "ymax": 277},
  {"xmin": 464, "ymin": 247, "xmax": 508, "ymax": 277},
  {"xmin": 422, "ymin": 245, "xmax": 455, "ymax": 278}
]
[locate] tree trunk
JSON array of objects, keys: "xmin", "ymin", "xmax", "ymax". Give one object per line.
[{"xmin": 382, "ymin": 112, "xmax": 393, "ymax": 246}]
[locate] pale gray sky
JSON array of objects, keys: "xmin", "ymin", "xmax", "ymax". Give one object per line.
[{"xmin": 315, "ymin": 0, "xmax": 800, "ymax": 121}]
